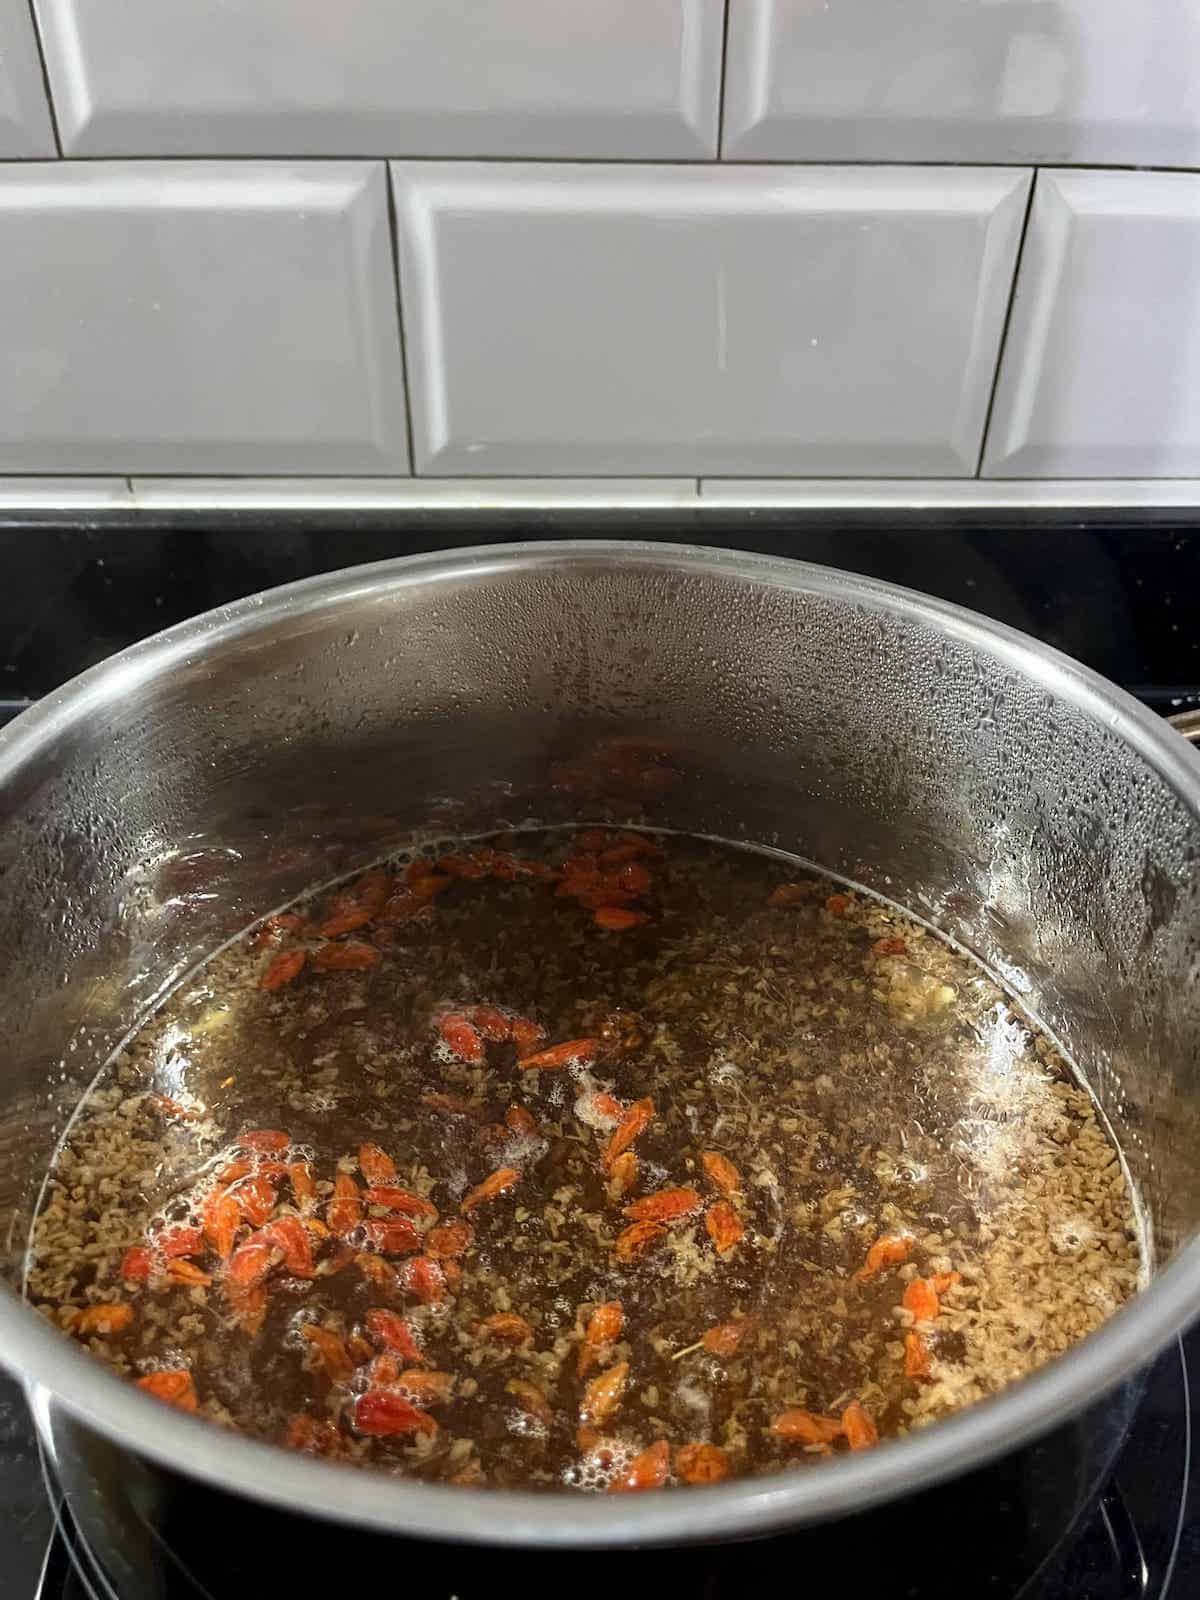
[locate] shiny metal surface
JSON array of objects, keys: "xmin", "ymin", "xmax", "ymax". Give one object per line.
[
  {"xmin": 1170, "ymin": 708, "xmax": 1200, "ymax": 745},
  {"xmin": 2, "ymin": 540, "xmax": 1200, "ymax": 1549},
  {"xmin": 5, "ymin": 475, "xmax": 1200, "ymax": 514}
]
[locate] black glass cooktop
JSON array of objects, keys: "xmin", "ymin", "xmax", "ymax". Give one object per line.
[
  {"xmin": 0, "ymin": 507, "xmax": 1195, "ymax": 715},
  {"xmin": 1, "ymin": 507, "xmax": 1197, "ymax": 1599}
]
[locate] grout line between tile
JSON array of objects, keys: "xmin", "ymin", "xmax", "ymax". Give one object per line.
[
  {"xmin": 24, "ymin": 0, "xmax": 63, "ymax": 157},
  {"xmin": 383, "ymin": 165, "xmax": 419, "ymax": 477},
  {"xmin": 4, "ymin": 154, "xmax": 1200, "ymax": 174},
  {"xmin": 25, "ymin": 470, "xmax": 1200, "ymax": 486},
  {"xmin": 124, "ymin": 474, "xmax": 697, "ymax": 484},
  {"xmin": 715, "ymin": 0, "xmax": 733, "ymax": 159},
  {"xmin": 974, "ymin": 168, "xmax": 1039, "ymax": 478}
]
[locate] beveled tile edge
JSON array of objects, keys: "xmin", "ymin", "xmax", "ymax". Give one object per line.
[
  {"xmin": 128, "ymin": 478, "xmax": 702, "ymax": 510},
  {"xmin": 717, "ymin": 0, "xmax": 773, "ymax": 160},
  {"xmin": 678, "ymin": 0, "xmax": 724, "ymax": 158},
  {"xmin": 341, "ymin": 161, "xmax": 413, "ymax": 474},
  {"xmin": 699, "ymin": 478, "xmax": 1200, "ymax": 508},
  {"xmin": 949, "ymin": 166, "xmax": 1034, "ymax": 475},
  {"xmin": 979, "ymin": 172, "xmax": 1077, "ymax": 477},
  {"xmin": 0, "ymin": 0, "xmax": 58, "ymax": 157},
  {"xmin": 0, "ymin": 476, "xmax": 132, "ymax": 508}
]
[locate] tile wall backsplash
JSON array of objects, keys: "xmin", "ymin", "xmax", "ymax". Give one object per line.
[{"xmin": 0, "ymin": 2, "xmax": 1194, "ymax": 483}]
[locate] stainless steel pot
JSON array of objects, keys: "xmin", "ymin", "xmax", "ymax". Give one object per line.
[{"xmin": 2, "ymin": 541, "xmax": 1200, "ymax": 1564}]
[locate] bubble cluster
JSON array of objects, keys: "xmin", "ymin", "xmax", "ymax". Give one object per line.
[{"xmin": 562, "ymin": 1438, "xmax": 637, "ymax": 1494}]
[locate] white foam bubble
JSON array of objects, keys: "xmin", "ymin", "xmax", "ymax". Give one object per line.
[
  {"xmin": 507, "ymin": 1407, "xmax": 548, "ymax": 1440},
  {"xmin": 574, "ymin": 1087, "xmax": 620, "ymax": 1133},
  {"xmin": 1051, "ymin": 1216, "xmax": 1098, "ymax": 1255},
  {"xmin": 674, "ymin": 1378, "xmax": 712, "ymax": 1423},
  {"xmin": 283, "ymin": 1308, "xmax": 320, "ymax": 1350},
  {"xmin": 562, "ymin": 1438, "xmax": 637, "ymax": 1493},
  {"xmin": 565, "ymin": 1054, "xmax": 596, "ymax": 1084}
]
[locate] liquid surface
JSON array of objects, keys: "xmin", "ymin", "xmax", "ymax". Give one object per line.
[{"xmin": 27, "ymin": 831, "xmax": 1142, "ymax": 1492}]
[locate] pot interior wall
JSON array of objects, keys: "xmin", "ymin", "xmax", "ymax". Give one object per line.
[{"xmin": 1, "ymin": 550, "xmax": 1197, "ymax": 1292}]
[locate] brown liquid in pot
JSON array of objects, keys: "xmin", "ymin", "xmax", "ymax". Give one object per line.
[{"xmin": 26, "ymin": 830, "xmax": 1142, "ymax": 1492}]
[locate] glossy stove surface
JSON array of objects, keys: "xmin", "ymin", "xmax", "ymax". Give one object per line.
[{"xmin": 0, "ymin": 509, "xmax": 1197, "ymax": 1599}]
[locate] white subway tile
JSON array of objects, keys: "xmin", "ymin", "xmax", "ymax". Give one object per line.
[
  {"xmin": 35, "ymin": 0, "xmax": 722, "ymax": 158},
  {"xmin": 723, "ymin": 0, "xmax": 1200, "ymax": 166},
  {"xmin": 984, "ymin": 171, "xmax": 1200, "ymax": 478},
  {"xmin": 0, "ymin": 163, "xmax": 409, "ymax": 474},
  {"xmin": 395, "ymin": 163, "xmax": 1030, "ymax": 478}
]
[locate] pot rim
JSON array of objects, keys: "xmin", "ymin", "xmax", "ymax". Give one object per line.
[{"xmin": 8, "ymin": 538, "xmax": 1200, "ymax": 1547}]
